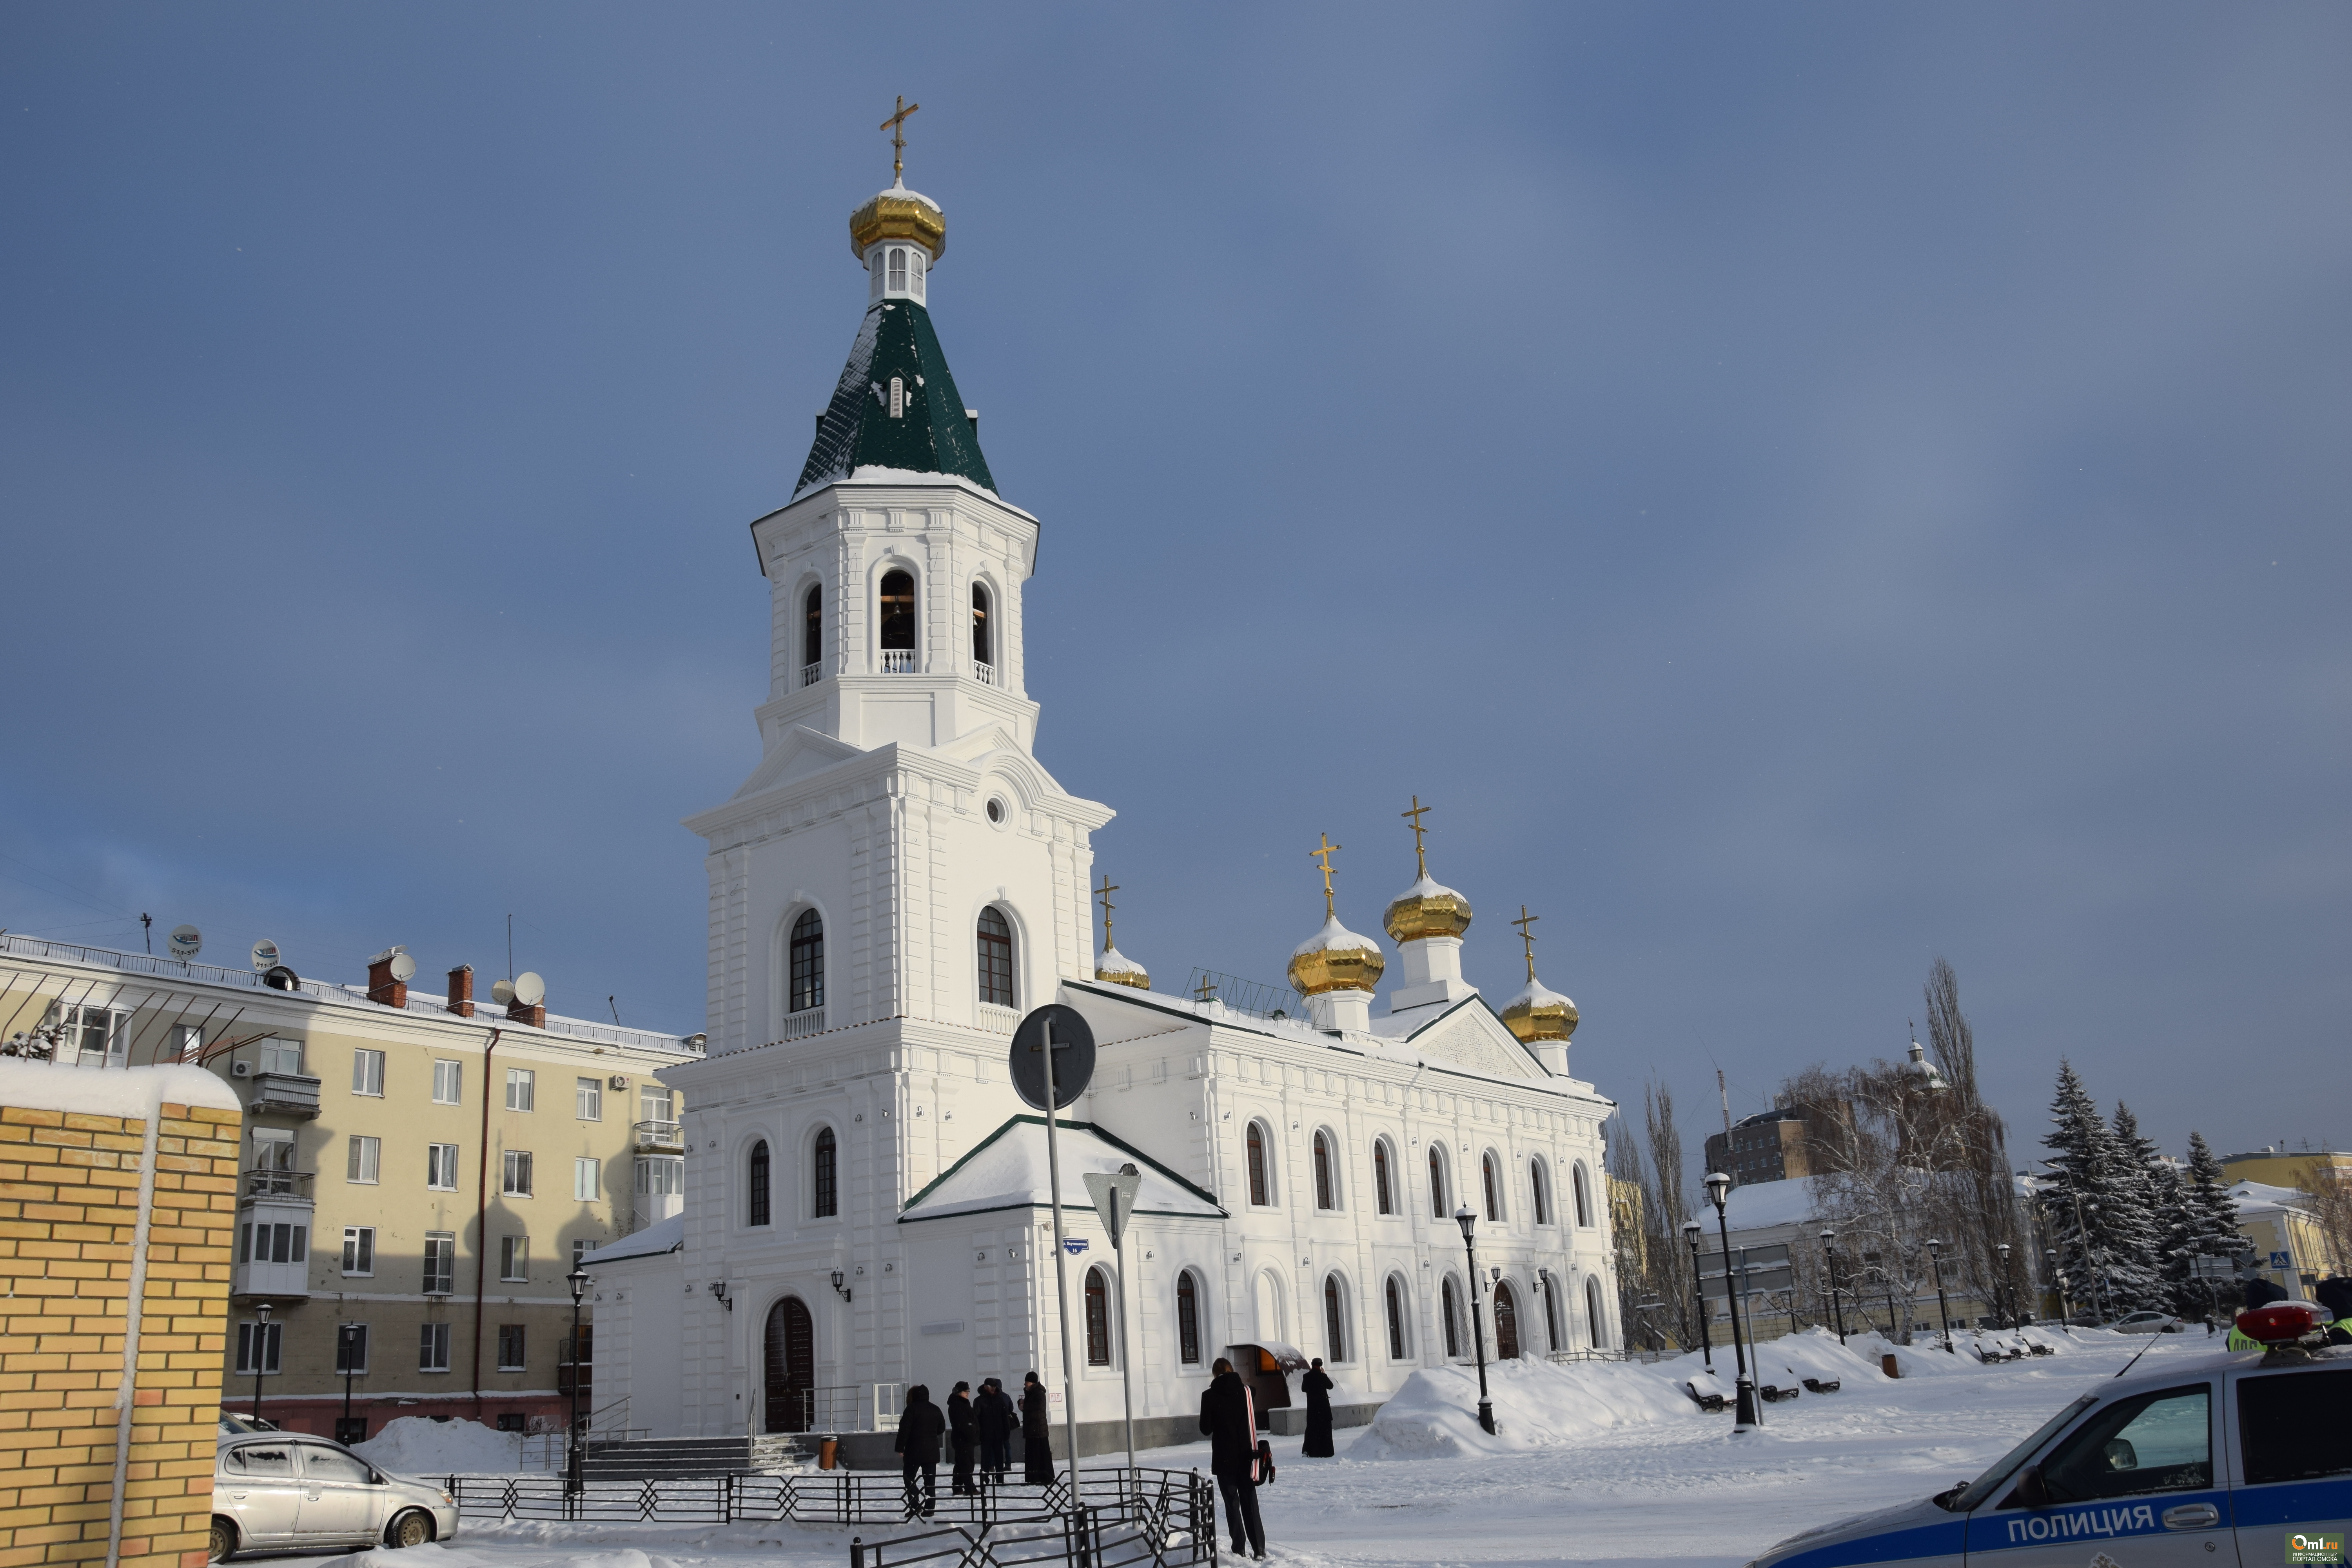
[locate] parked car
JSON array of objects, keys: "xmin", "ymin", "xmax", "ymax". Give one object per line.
[
  {"xmin": 2112, "ymin": 1311, "xmax": 2186, "ymax": 1335},
  {"xmin": 211, "ymin": 1432, "xmax": 457, "ymax": 1562}
]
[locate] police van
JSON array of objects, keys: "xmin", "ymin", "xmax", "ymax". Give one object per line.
[{"xmin": 1747, "ymin": 1304, "xmax": 2349, "ymax": 1568}]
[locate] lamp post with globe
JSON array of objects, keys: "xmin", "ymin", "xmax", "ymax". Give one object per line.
[
  {"xmin": 1820, "ymin": 1229, "xmax": 1848, "ymax": 1344},
  {"xmin": 1454, "ymin": 1206, "xmax": 1495, "ymax": 1435},
  {"xmin": 1703, "ymin": 1172, "xmax": 1760, "ymax": 1432},
  {"xmin": 1682, "ymin": 1220, "xmax": 1712, "ymax": 1367}
]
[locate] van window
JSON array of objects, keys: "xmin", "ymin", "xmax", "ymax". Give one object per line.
[
  {"xmin": 2036, "ymin": 1384, "xmax": 2210, "ymax": 1504},
  {"xmin": 2239, "ymin": 1368, "xmax": 2352, "ymax": 1486},
  {"xmin": 223, "ymin": 1445, "xmax": 293, "ymax": 1476}
]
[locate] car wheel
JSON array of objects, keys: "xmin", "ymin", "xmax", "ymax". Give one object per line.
[
  {"xmin": 209, "ymin": 1518, "xmax": 238, "ymax": 1563},
  {"xmin": 387, "ymin": 1510, "xmax": 435, "ymax": 1549}
]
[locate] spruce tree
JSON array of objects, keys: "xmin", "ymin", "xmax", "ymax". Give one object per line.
[
  {"xmin": 2040, "ymin": 1063, "xmax": 2164, "ymax": 1318},
  {"xmin": 2102, "ymin": 1102, "xmax": 2167, "ymax": 1310},
  {"xmin": 2174, "ymin": 1131, "xmax": 2242, "ymax": 1318}
]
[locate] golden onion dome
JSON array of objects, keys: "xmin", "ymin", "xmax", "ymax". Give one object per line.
[
  {"xmin": 1384, "ymin": 874, "xmax": 1473, "ymax": 944},
  {"xmin": 1287, "ymin": 915, "xmax": 1385, "ymax": 996},
  {"xmin": 850, "ymin": 181, "xmax": 946, "ymax": 262},
  {"xmin": 1093, "ymin": 944, "xmax": 1149, "ymax": 992},
  {"xmin": 1499, "ymin": 976, "xmax": 1578, "ymax": 1044}
]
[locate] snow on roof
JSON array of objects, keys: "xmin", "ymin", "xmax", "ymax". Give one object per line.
[
  {"xmin": 899, "ymin": 1116, "xmax": 1227, "ymax": 1225},
  {"xmin": 1719, "ymin": 1174, "xmax": 1826, "ymax": 1230},
  {"xmin": 1093, "ymin": 945, "xmax": 1145, "ymax": 977},
  {"xmin": 580, "ymin": 1212, "xmax": 684, "ymax": 1265},
  {"xmin": 0, "ymin": 1059, "xmax": 240, "ymax": 1117},
  {"xmin": 1497, "ymin": 976, "xmax": 1574, "ymax": 1013},
  {"xmin": 2229, "ymin": 1179, "xmax": 2311, "ymax": 1212},
  {"xmin": 1292, "ymin": 914, "xmax": 1381, "ymax": 960}
]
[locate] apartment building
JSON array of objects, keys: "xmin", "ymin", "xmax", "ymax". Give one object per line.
[{"xmin": 0, "ymin": 931, "xmax": 695, "ymax": 1441}]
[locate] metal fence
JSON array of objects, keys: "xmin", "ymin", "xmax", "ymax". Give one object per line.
[{"xmin": 850, "ymin": 1480, "xmax": 1213, "ymax": 1568}]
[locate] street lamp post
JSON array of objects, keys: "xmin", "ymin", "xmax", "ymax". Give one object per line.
[
  {"xmin": 2045, "ymin": 1246, "xmax": 2064, "ymax": 1323},
  {"xmin": 1820, "ymin": 1230, "xmax": 1847, "ymax": 1344},
  {"xmin": 1454, "ymin": 1206, "xmax": 1495, "ymax": 1435},
  {"xmin": 339, "ymin": 1323, "xmax": 359, "ymax": 1442},
  {"xmin": 252, "ymin": 1301, "xmax": 271, "ymax": 1426},
  {"xmin": 1682, "ymin": 1220, "xmax": 1712, "ymax": 1368},
  {"xmin": 566, "ymin": 1267, "xmax": 590, "ymax": 1497},
  {"xmin": 1995, "ymin": 1243, "xmax": 2013, "ymax": 1328},
  {"xmin": 1925, "ymin": 1239, "xmax": 1955, "ymax": 1352},
  {"xmin": 1702, "ymin": 1173, "xmax": 1760, "ymax": 1432}
]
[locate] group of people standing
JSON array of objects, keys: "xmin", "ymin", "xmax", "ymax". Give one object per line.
[{"xmin": 891, "ymin": 1372, "xmax": 1057, "ymax": 1517}]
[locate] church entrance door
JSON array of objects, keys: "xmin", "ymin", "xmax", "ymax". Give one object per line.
[
  {"xmin": 1492, "ymin": 1281, "xmax": 1522, "ymax": 1361},
  {"xmin": 763, "ymin": 1296, "xmax": 816, "ymax": 1433}
]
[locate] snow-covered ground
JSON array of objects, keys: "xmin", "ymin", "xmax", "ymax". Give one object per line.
[{"xmin": 299, "ymin": 1327, "xmax": 2227, "ymax": 1568}]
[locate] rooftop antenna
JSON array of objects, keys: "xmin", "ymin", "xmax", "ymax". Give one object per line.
[
  {"xmin": 140, "ymin": 913, "xmax": 152, "ymax": 955},
  {"xmin": 507, "ymin": 914, "xmax": 514, "ymax": 989},
  {"xmin": 1718, "ymin": 1068, "xmax": 1732, "ymax": 1137},
  {"xmin": 609, "ymin": 996, "xmax": 621, "ymax": 1025}
]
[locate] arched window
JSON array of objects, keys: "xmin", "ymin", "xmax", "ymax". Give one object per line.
[
  {"xmin": 1441, "ymin": 1277, "xmax": 1463, "ymax": 1359},
  {"xmin": 1428, "ymin": 1147, "xmax": 1447, "ymax": 1220},
  {"xmin": 1372, "ymin": 1139, "xmax": 1395, "ymax": 1215},
  {"xmin": 1586, "ymin": 1276, "xmax": 1608, "ymax": 1349},
  {"xmin": 1482, "ymin": 1152, "xmax": 1503, "ymax": 1223},
  {"xmin": 1384, "ymin": 1276, "xmax": 1408, "ymax": 1360},
  {"xmin": 878, "ymin": 570, "xmax": 916, "ymax": 660},
  {"xmin": 748, "ymin": 1140, "xmax": 771, "ymax": 1227},
  {"xmin": 1530, "ymin": 1160, "xmax": 1551, "ymax": 1226},
  {"xmin": 789, "ymin": 909, "xmax": 824, "ymax": 1014},
  {"xmin": 1176, "ymin": 1271, "xmax": 1202, "ymax": 1365},
  {"xmin": 802, "ymin": 586, "xmax": 823, "ymax": 682},
  {"xmin": 971, "ymin": 583, "xmax": 992, "ymax": 670},
  {"xmin": 888, "ymin": 247, "xmax": 908, "ymax": 292},
  {"xmin": 1312, "ymin": 1131, "xmax": 1336, "ymax": 1210},
  {"xmin": 1541, "ymin": 1270, "xmax": 1566, "ymax": 1351},
  {"xmin": 976, "ymin": 908, "xmax": 1014, "ymax": 1008},
  {"xmin": 1246, "ymin": 1122, "xmax": 1271, "ymax": 1207},
  {"xmin": 1084, "ymin": 1267, "xmax": 1112, "ymax": 1366},
  {"xmin": 812, "ymin": 1127, "xmax": 837, "ymax": 1218},
  {"xmin": 1572, "ymin": 1163, "xmax": 1594, "ymax": 1228},
  {"xmin": 909, "ymin": 248, "xmax": 925, "ymax": 301},
  {"xmin": 1323, "ymin": 1275, "xmax": 1347, "ymax": 1363},
  {"xmin": 1492, "ymin": 1280, "xmax": 1521, "ymax": 1360}
]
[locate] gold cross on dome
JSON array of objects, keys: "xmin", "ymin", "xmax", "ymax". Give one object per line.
[
  {"xmin": 1094, "ymin": 875, "xmax": 1119, "ymax": 951},
  {"xmin": 1401, "ymin": 796, "xmax": 1432, "ymax": 878},
  {"xmin": 1310, "ymin": 833, "xmax": 1343, "ymax": 919},
  {"xmin": 881, "ymin": 96, "xmax": 921, "ymax": 182},
  {"xmin": 1512, "ymin": 905, "xmax": 1539, "ymax": 982},
  {"xmin": 1193, "ymin": 975, "xmax": 1219, "ymax": 1004}
]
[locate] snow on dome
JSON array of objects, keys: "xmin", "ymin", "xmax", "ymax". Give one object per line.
[
  {"xmin": 1093, "ymin": 944, "xmax": 1149, "ymax": 991},
  {"xmin": 1499, "ymin": 975, "xmax": 1577, "ymax": 1043},
  {"xmin": 850, "ymin": 180, "xmax": 947, "ymax": 261},
  {"xmin": 1287, "ymin": 915, "xmax": 1385, "ymax": 996},
  {"xmin": 1384, "ymin": 872, "xmax": 1473, "ymax": 944}
]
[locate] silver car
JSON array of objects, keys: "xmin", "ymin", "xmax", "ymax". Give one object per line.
[{"xmin": 211, "ymin": 1434, "xmax": 458, "ymax": 1561}]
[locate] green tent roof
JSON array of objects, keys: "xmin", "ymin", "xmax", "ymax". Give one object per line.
[{"xmin": 795, "ymin": 299, "xmax": 997, "ymax": 497}]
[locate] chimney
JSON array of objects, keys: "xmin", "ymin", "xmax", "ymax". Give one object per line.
[
  {"xmin": 507, "ymin": 995, "xmax": 547, "ymax": 1029},
  {"xmin": 447, "ymin": 964, "xmax": 475, "ymax": 1018},
  {"xmin": 365, "ymin": 947, "xmax": 409, "ymax": 1009}
]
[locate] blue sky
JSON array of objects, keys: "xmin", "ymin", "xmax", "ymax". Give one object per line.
[{"xmin": 3, "ymin": 5, "xmax": 2346, "ymax": 1169}]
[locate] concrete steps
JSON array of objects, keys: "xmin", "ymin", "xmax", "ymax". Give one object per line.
[{"xmin": 581, "ymin": 1436, "xmax": 754, "ymax": 1479}]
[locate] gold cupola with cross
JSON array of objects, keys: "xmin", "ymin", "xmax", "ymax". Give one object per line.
[
  {"xmin": 850, "ymin": 97, "xmax": 948, "ymax": 265},
  {"xmin": 1091, "ymin": 875, "xmax": 1149, "ymax": 991},
  {"xmin": 1287, "ymin": 835, "xmax": 1385, "ymax": 1034},
  {"xmin": 1499, "ymin": 904, "xmax": 1579, "ymax": 1051},
  {"xmin": 1383, "ymin": 795, "xmax": 1473, "ymax": 943}
]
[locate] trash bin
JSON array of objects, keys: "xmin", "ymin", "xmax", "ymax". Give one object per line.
[
  {"xmin": 820, "ymin": 1436, "xmax": 840, "ymax": 1470},
  {"xmin": 1881, "ymin": 1354, "xmax": 1901, "ymax": 1379}
]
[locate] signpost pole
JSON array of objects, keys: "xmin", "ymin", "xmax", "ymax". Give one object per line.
[
  {"xmin": 1113, "ymin": 1187, "xmax": 1136, "ymax": 1477},
  {"xmin": 1039, "ymin": 1016, "xmax": 1083, "ymax": 1500}
]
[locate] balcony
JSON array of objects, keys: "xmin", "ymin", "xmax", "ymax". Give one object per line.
[
  {"xmin": 233, "ymin": 1206, "xmax": 313, "ymax": 1303},
  {"xmin": 779, "ymin": 1008, "xmax": 825, "ymax": 1042},
  {"xmin": 880, "ymin": 650, "xmax": 916, "ymax": 673},
  {"xmin": 247, "ymin": 1071, "xmax": 321, "ymax": 1118},
  {"xmin": 240, "ymin": 1169, "xmax": 316, "ymax": 1206},
  {"xmin": 633, "ymin": 1120, "xmax": 685, "ymax": 1154},
  {"xmin": 971, "ymin": 660, "xmax": 996, "ymax": 686}
]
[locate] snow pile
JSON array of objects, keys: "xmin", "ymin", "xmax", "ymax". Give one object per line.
[
  {"xmin": 1349, "ymin": 1355, "xmax": 1697, "ymax": 1459},
  {"xmin": 354, "ymin": 1416, "xmax": 528, "ymax": 1476}
]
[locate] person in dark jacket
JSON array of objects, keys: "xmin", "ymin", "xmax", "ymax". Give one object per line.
[
  {"xmin": 975, "ymin": 1377, "xmax": 1015, "ymax": 1483},
  {"xmin": 947, "ymin": 1381, "xmax": 978, "ymax": 1495},
  {"xmin": 1198, "ymin": 1358, "xmax": 1265, "ymax": 1559},
  {"xmin": 1020, "ymin": 1371, "xmax": 1056, "ymax": 1486},
  {"xmin": 894, "ymin": 1384, "xmax": 946, "ymax": 1517},
  {"xmin": 1300, "ymin": 1357, "xmax": 1336, "ymax": 1458},
  {"xmin": 2316, "ymin": 1274, "xmax": 2352, "ymax": 1345}
]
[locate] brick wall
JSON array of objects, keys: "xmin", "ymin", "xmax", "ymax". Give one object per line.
[{"xmin": 0, "ymin": 1076, "xmax": 241, "ymax": 1568}]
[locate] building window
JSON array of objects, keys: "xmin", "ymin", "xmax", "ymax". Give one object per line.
[
  {"xmin": 748, "ymin": 1140, "xmax": 771, "ymax": 1227},
  {"xmin": 423, "ymin": 1232, "xmax": 455, "ymax": 1296},
  {"xmin": 976, "ymin": 908, "xmax": 1014, "ymax": 1007},
  {"xmin": 1428, "ymin": 1147, "xmax": 1448, "ymax": 1220},
  {"xmin": 1542, "ymin": 1270, "xmax": 1566, "ymax": 1350},
  {"xmin": 170, "ymin": 1023, "xmax": 203, "ymax": 1063},
  {"xmin": 1586, "ymin": 1276, "xmax": 1608, "ymax": 1349},
  {"xmin": 432, "ymin": 1059, "xmax": 462, "ymax": 1105},
  {"xmin": 790, "ymin": 909, "xmax": 824, "ymax": 1013},
  {"xmin": 1176, "ymin": 1272, "xmax": 1202, "ymax": 1365},
  {"xmin": 497, "ymin": 1325, "xmax": 526, "ymax": 1372},
  {"xmin": 1323, "ymin": 1275, "xmax": 1347, "ymax": 1363},
  {"xmin": 640, "ymin": 1084, "xmax": 674, "ymax": 1123},
  {"xmin": 1246, "ymin": 1122, "xmax": 1271, "ymax": 1207},
  {"xmin": 427, "ymin": 1142, "xmax": 459, "ymax": 1191},
  {"xmin": 334, "ymin": 1323, "xmax": 370, "ymax": 1375},
  {"xmin": 500, "ymin": 1235, "xmax": 528, "ymax": 1283},
  {"xmin": 1373, "ymin": 1139, "xmax": 1395, "ymax": 1215},
  {"xmin": 879, "ymin": 569, "xmax": 916, "ymax": 653},
  {"xmin": 502, "ymin": 1150, "xmax": 534, "ymax": 1197},
  {"xmin": 419, "ymin": 1322, "xmax": 452, "ymax": 1373},
  {"xmin": 1385, "ymin": 1276, "xmax": 1408, "ymax": 1360},
  {"xmin": 48, "ymin": 1002, "xmax": 129, "ymax": 1068},
  {"xmin": 506, "ymin": 1069, "xmax": 535, "ymax": 1112},
  {"xmin": 577, "ymin": 1078, "xmax": 602, "ymax": 1121},
  {"xmin": 1313, "ymin": 1131, "xmax": 1337, "ymax": 1210},
  {"xmin": 351, "ymin": 1049, "xmax": 385, "ymax": 1096},
  {"xmin": 240, "ymin": 1220, "xmax": 307, "ymax": 1265},
  {"xmin": 803, "ymin": 585, "xmax": 823, "ymax": 675},
  {"xmin": 1531, "ymin": 1160, "xmax": 1551, "ymax": 1226},
  {"xmin": 888, "ymin": 247, "xmax": 907, "ymax": 292},
  {"xmin": 235, "ymin": 1321, "xmax": 282, "ymax": 1376},
  {"xmin": 347, "ymin": 1135, "xmax": 380, "ymax": 1184},
  {"xmin": 1084, "ymin": 1267, "xmax": 1112, "ymax": 1366},
  {"xmin": 1572, "ymin": 1163, "xmax": 1594, "ymax": 1228},
  {"xmin": 573, "ymin": 1238, "xmax": 594, "ymax": 1268},
  {"xmin": 258, "ymin": 1037, "xmax": 304, "ymax": 1076},
  {"xmin": 813, "ymin": 1127, "xmax": 838, "ymax": 1218},
  {"xmin": 1482, "ymin": 1152, "xmax": 1503, "ymax": 1223},
  {"xmin": 971, "ymin": 583, "xmax": 992, "ymax": 667},
  {"xmin": 636, "ymin": 1156, "xmax": 682, "ymax": 1196},
  {"xmin": 341, "ymin": 1227, "xmax": 375, "ymax": 1276},
  {"xmin": 1441, "ymin": 1278, "xmax": 1462, "ymax": 1359},
  {"xmin": 573, "ymin": 1156, "xmax": 601, "ymax": 1201}
]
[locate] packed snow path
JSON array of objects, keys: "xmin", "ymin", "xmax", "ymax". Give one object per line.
[{"xmin": 303, "ymin": 1329, "xmax": 2215, "ymax": 1568}]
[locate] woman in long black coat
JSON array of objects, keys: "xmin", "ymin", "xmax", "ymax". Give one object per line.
[
  {"xmin": 1020, "ymin": 1370, "xmax": 1056, "ymax": 1485},
  {"xmin": 1300, "ymin": 1357, "xmax": 1336, "ymax": 1458}
]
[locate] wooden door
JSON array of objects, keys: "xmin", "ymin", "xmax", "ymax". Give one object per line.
[
  {"xmin": 763, "ymin": 1297, "xmax": 815, "ymax": 1432},
  {"xmin": 1492, "ymin": 1281, "xmax": 1522, "ymax": 1361}
]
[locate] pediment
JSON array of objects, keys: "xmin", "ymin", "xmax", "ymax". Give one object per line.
[
  {"xmin": 1405, "ymin": 1003, "xmax": 1546, "ymax": 1080},
  {"xmin": 730, "ymin": 725, "xmax": 867, "ymax": 802}
]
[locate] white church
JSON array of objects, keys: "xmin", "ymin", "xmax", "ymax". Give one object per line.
[{"xmin": 583, "ymin": 158, "xmax": 1622, "ymax": 1458}]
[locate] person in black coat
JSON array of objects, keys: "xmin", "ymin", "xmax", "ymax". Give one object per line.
[
  {"xmin": 894, "ymin": 1384, "xmax": 946, "ymax": 1517},
  {"xmin": 946, "ymin": 1381, "xmax": 978, "ymax": 1495},
  {"xmin": 975, "ymin": 1377, "xmax": 1015, "ymax": 1483},
  {"xmin": 1198, "ymin": 1358, "xmax": 1265, "ymax": 1559},
  {"xmin": 1020, "ymin": 1370, "xmax": 1056, "ymax": 1486},
  {"xmin": 1300, "ymin": 1357, "xmax": 1336, "ymax": 1458}
]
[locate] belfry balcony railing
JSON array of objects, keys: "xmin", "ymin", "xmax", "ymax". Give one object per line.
[
  {"xmin": 880, "ymin": 650, "xmax": 917, "ymax": 673},
  {"xmin": 971, "ymin": 660, "xmax": 996, "ymax": 686},
  {"xmin": 242, "ymin": 1167, "xmax": 314, "ymax": 1203},
  {"xmin": 801, "ymin": 662, "xmax": 821, "ymax": 688},
  {"xmin": 777, "ymin": 1008, "xmax": 826, "ymax": 1041}
]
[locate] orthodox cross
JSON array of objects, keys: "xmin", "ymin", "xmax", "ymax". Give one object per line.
[
  {"xmin": 1400, "ymin": 796, "xmax": 1432, "ymax": 879},
  {"xmin": 1512, "ymin": 905, "xmax": 1539, "ymax": 982},
  {"xmin": 1094, "ymin": 875, "xmax": 1119, "ymax": 952},
  {"xmin": 1309, "ymin": 833, "xmax": 1342, "ymax": 919},
  {"xmin": 881, "ymin": 96, "xmax": 920, "ymax": 182},
  {"xmin": 1192, "ymin": 975, "xmax": 1219, "ymax": 1004}
]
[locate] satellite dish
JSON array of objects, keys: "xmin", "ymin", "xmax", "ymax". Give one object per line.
[
  {"xmin": 261, "ymin": 964, "xmax": 301, "ymax": 992},
  {"xmin": 514, "ymin": 971, "xmax": 546, "ymax": 1007},
  {"xmin": 167, "ymin": 925, "xmax": 202, "ymax": 959},
  {"xmin": 491, "ymin": 978, "xmax": 516, "ymax": 1006},
  {"xmin": 251, "ymin": 940, "xmax": 281, "ymax": 972},
  {"xmin": 1008, "ymin": 1004, "xmax": 1096, "ymax": 1112},
  {"xmin": 388, "ymin": 952, "xmax": 417, "ymax": 983}
]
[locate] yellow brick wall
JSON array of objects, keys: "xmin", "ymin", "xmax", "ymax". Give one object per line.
[{"xmin": 0, "ymin": 1099, "xmax": 241, "ymax": 1568}]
